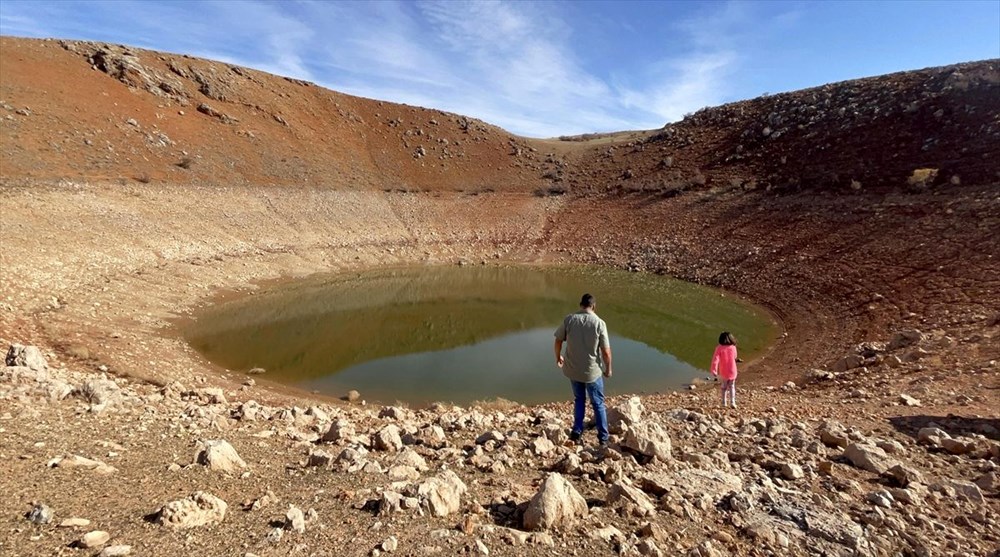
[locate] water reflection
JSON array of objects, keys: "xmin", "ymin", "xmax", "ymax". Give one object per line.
[{"xmin": 183, "ymin": 265, "xmax": 777, "ymax": 404}]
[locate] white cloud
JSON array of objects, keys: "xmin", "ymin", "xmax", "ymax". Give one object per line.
[
  {"xmin": 0, "ymin": 0, "xmax": 781, "ymax": 136},
  {"xmin": 617, "ymin": 51, "xmax": 738, "ymax": 124}
]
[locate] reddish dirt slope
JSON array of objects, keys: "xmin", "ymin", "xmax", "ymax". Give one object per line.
[{"xmin": 1, "ymin": 38, "xmax": 548, "ymax": 192}]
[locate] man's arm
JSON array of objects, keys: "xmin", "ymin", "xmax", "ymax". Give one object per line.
[
  {"xmin": 554, "ymin": 339, "xmax": 564, "ymax": 367},
  {"xmin": 601, "ymin": 346, "xmax": 613, "ymax": 377}
]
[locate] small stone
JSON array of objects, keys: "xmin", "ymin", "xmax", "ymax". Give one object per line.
[
  {"xmin": 79, "ymin": 530, "xmax": 111, "ymax": 548},
  {"xmin": 285, "ymin": 505, "xmax": 305, "ymax": 533},
  {"xmin": 884, "ymin": 464, "xmax": 923, "ymax": 487},
  {"xmin": 899, "ymin": 394, "xmax": 921, "ymax": 407},
  {"xmin": 844, "ymin": 443, "xmax": 896, "ymax": 474},
  {"xmin": 529, "ymin": 436, "xmax": 556, "ymax": 456},
  {"xmin": 459, "ymin": 514, "xmax": 479, "ymax": 534},
  {"xmin": 373, "ymin": 425, "xmax": 403, "ymax": 452},
  {"xmin": 381, "ymin": 536, "xmax": 398, "ymax": 552},
  {"xmin": 48, "ymin": 454, "xmax": 117, "ymax": 475},
  {"xmin": 196, "ymin": 440, "xmax": 247, "ymax": 473},
  {"xmin": 831, "ymin": 354, "xmax": 864, "ymax": 373},
  {"xmin": 417, "ymin": 470, "xmax": 468, "ymax": 517},
  {"xmin": 888, "ymin": 329, "xmax": 923, "ymax": 350},
  {"xmin": 607, "ymin": 396, "xmax": 645, "ymax": 433},
  {"xmin": 867, "ymin": 490, "xmax": 894, "ymax": 508},
  {"xmin": 59, "ymin": 518, "xmax": 91, "ymax": 528},
  {"xmin": 621, "ymin": 422, "xmax": 672, "ymax": 461},
  {"xmin": 99, "ymin": 545, "xmax": 132, "ymax": 557},
  {"xmin": 638, "ymin": 522, "xmax": 668, "ymax": 542},
  {"xmin": 6, "ymin": 344, "xmax": 48, "ymax": 371},
  {"xmin": 940, "ymin": 437, "xmax": 975, "ymax": 455},
  {"xmin": 76, "ymin": 378, "xmax": 121, "ymax": 411},
  {"xmin": 712, "ymin": 531, "xmax": 734, "ymax": 544},
  {"xmin": 322, "ymin": 419, "xmax": 356, "ymax": 443},
  {"xmin": 266, "ymin": 528, "xmax": 283, "ymax": 543},
  {"xmin": 917, "ymin": 426, "xmax": 949, "ymax": 444},
  {"xmin": 975, "ymin": 471, "xmax": 999, "ymax": 492},
  {"xmin": 26, "ymin": 503, "xmax": 53, "ymax": 524},
  {"xmin": 606, "ymin": 480, "xmax": 656, "ymax": 516},
  {"xmin": 345, "ymin": 390, "xmax": 361, "ymax": 402},
  {"xmin": 780, "ymin": 462, "xmax": 804, "ymax": 480},
  {"xmin": 156, "ymin": 491, "xmax": 228, "ymax": 528},
  {"xmin": 475, "ymin": 430, "xmax": 505, "ymax": 445},
  {"xmin": 938, "ymin": 479, "xmax": 984, "ymax": 503}
]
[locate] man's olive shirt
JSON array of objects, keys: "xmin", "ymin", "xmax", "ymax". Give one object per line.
[{"xmin": 554, "ymin": 310, "xmax": 610, "ymax": 383}]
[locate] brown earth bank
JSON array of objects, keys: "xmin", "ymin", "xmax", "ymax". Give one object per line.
[{"xmin": 1, "ymin": 37, "xmax": 999, "ymax": 557}]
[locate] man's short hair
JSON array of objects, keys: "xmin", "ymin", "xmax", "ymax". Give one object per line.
[{"xmin": 580, "ymin": 293, "xmax": 595, "ymax": 308}]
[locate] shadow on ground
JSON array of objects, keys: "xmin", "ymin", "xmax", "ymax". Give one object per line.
[{"xmin": 888, "ymin": 414, "xmax": 1000, "ymax": 441}]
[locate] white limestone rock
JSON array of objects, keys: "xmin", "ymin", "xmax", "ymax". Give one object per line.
[
  {"xmin": 284, "ymin": 505, "xmax": 305, "ymax": 533},
  {"xmin": 844, "ymin": 443, "xmax": 897, "ymax": 474},
  {"xmin": 156, "ymin": 491, "xmax": 228, "ymax": 528},
  {"xmin": 417, "ymin": 470, "xmax": 468, "ymax": 517},
  {"xmin": 374, "ymin": 424, "xmax": 403, "ymax": 452},
  {"xmin": 622, "ymin": 422, "xmax": 672, "ymax": 461},
  {"xmin": 606, "ymin": 480, "xmax": 656, "ymax": 517},
  {"xmin": 607, "ymin": 396, "xmax": 645, "ymax": 434},
  {"xmin": 79, "ymin": 530, "xmax": 110, "ymax": 548},
  {"xmin": 196, "ymin": 440, "xmax": 247, "ymax": 473},
  {"xmin": 522, "ymin": 473, "xmax": 588, "ymax": 531},
  {"xmin": 322, "ymin": 419, "xmax": 356, "ymax": 444},
  {"xmin": 5, "ymin": 344, "xmax": 48, "ymax": 372}
]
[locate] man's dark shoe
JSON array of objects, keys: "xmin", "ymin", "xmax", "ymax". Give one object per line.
[
  {"xmin": 598, "ymin": 439, "xmax": 609, "ymax": 449},
  {"xmin": 568, "ymin": 431, "xmax": 582, "ymax": 445}
]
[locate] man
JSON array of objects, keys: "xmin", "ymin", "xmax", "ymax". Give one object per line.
[{"xmin": 554, "ymin": 293, "xmax": 613, "ymax": 447}]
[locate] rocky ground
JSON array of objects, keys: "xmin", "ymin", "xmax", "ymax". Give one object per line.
[
  {"xmin": 1, "ymin": 37, "xmax": 999, "ymax": 556},
  {"xmin": 2, "ymin": 323, "xmax": 998, "ymax": 557}
]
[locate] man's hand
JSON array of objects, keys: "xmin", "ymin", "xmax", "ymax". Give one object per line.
[
  {"xmin": 603, "ymin": 368, "xmax": 612, "ymax": 378},
  {"xmin": 556, "ymin": 355, "xmax": 564, "ymax": 368}
]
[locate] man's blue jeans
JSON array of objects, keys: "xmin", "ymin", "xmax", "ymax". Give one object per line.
[{"xmin": 570, "ymin": 377, "xmax": 608, "ymax": 443}]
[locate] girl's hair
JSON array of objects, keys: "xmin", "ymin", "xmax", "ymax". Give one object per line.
[{"xmin": 718, "ymin": 331, "xmax": 737, "ymax": 346}]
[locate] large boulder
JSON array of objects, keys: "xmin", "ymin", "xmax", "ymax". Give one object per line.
[
  {"xmin": 416, "ymin": 470, "xmax": 467, "ymax": 517},
  {"xmin": 156, "ymin": 492, "xmax": 227, "ymax": 528},
  {"xmin": 522, "ymin": 473, "xmax": 588, "ymax": 531},
  {"xmin": 622, "ymin": 422, "xmax": 672, "ymax": 461}
]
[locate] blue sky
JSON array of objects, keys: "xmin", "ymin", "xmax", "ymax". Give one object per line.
[{"xmin": 2, "ymin": 1, "xmax": 998, "ymax": 137}]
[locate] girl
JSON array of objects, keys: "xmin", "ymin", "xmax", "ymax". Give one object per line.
[{"xmin": 710, "ymin": 332, "xmax": 739, "ymax": 408}]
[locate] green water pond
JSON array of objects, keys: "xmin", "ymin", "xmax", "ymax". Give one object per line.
[{"xmin": 182, "ymin": 265, "xmax": 779, "ymax": 405}]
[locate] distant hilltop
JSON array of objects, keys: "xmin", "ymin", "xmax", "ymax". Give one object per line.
[{"xmin": 1, "ymin": 37, "xmax": 998, "ymax": 195}]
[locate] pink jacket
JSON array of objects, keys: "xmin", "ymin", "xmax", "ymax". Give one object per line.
[{"xmin": 710, "ymin": 344, "xmax": 738, "ymax": 380}]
